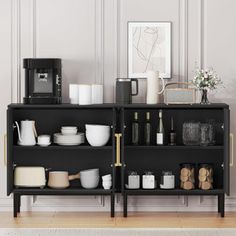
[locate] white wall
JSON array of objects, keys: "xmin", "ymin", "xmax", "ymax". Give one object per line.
[{"xmin": 0, "ymin": 0, "xmax": 236, "ymax": 212}]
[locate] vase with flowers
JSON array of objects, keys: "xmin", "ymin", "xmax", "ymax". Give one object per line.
[{"xmin": 192, "ymin": 68, "xmax": 222, "ymax": 104}]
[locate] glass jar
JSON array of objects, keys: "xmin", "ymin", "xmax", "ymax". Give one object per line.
[
  {"xmin": 198, "ymin": 163, "xmax": 213, "ymax": 190},
  {"xmin": 182, "ymin": 122, "xmax": 200, "ymax": 145},
  {"xmin": 180, "ymin": 163, "xmax": 195, "ymax": 190}
]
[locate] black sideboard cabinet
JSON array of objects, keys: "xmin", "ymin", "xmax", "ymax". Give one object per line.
[{"xmin": 7, "ymin": 103, "xmax": 230, "ymax": 218}]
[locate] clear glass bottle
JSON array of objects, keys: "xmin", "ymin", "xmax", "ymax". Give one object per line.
[
  {"xmin": 156, "ymin": 109, "xmax": 164, "ymax": 145},
  {"xmin": 144, "ymin": 112, "xmax": 151, "ymax": 145},
  {"xmin": 132, "ymin": 112, "xmax": 139, "ymax": 145},
  {"xmin": 168, "ymin": 117, "xmax": 176, "ymax": 145}
]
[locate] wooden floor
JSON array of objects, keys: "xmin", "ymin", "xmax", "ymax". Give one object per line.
[{"xmin": 0, "ymin": 212, "xmax": 236, "ymax": 228}]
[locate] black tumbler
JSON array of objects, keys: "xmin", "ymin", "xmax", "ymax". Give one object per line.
[{"xmin": 116, "ymin": 78, "xmax": 139, "ymax": 104}]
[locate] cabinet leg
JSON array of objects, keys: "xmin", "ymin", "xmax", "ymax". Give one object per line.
[
  {"xmin": 218, "ymin": 195, "xmax": 221, "ymax": 213},
  {"xmin": 220, "ymin": 194, "xmax": 225, "ymax": 217},
  {"xmin": 13, "ymin": 194, "xmax": 18, "ymax": 218},
  {"xmin": 110, "ymin": 194, "xmax": 115, "ymax": 218},
  {"xmin": 123, "ymin": 193, "xmax": 127, "ymax": 217},
  {"xmin": 17, "ymin": 195, "xmax": 21, "ymax": 213}
]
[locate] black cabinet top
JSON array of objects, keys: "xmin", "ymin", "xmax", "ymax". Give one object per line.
[{"xmin": 8, "ymin": 103, "xmax": 229, "ymax": 109}]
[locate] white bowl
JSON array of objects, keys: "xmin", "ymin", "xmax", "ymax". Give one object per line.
[
  {"xmin": 86, "ymin": 131, "xmax": 110, "ymax": 147},
  {"xmin": 61, "ymin": 129, "xmax": 77, "ymax": 135},
  {"xmin": 61, "ymin": 126, "xmax": 77, "ymax": 130},
  {"xmin": 80, "ymin": 168, "xmax": 99, "ymax": 177},
  {"xmin": 80, "ymin": 175, "xmax": 99, "ymax": 189},
  {"xmin": 85, "ymin": 124, "xmax": 110, "ymax": 132}
]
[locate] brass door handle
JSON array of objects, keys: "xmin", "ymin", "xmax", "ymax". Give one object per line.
[
  {"xmin": 230, "ymin": 133, "xmax": 234, "ymax": 167},
  {"xmin": 4, "ymin": 134, "xmax": 7, "ymax": 166},
  {"xmin": 115, "ymin": 133, "xmax": 122, "ymax": 167}
]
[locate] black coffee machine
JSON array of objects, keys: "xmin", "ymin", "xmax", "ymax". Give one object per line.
[{"xmin": 23, "ymin": 58, "xmax": 62, "ymax": 104}]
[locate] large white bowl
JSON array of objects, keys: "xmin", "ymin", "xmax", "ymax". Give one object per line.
[
  {"xmin": 85, "ymin": 124, "xmax": 110, "ymax": 132},
  {"xmin": 80, "ymin": 175, "xmax": 99, "ymax": 189},
  {"xmin": 86, "ymin": 130, "xmax": 110, "ymax": 147}
]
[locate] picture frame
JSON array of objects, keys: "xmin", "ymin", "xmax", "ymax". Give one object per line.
[{"xmin": 128, "ymin": 21, "xmax": 172, "ymax": 79}]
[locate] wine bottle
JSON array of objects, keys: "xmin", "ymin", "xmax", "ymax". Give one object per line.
[
  {"xmin": 132, "ymin": 112, "xmax": 139, "ymax": 145},
  {"xmin": 156, "ymin": 109, "xmax": 164, "ymax": 145},
  {"xmin": 144, "ymin": 112, "xmax": 151, "ymax": 145},
  {"xmin": 169, "ymin": 117, "xmax": 176, "ymax": 145}
]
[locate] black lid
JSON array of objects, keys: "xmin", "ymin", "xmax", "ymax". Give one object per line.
[{"xmin": 23, "ymin": 58, "xmax": 61, "ymax": 69}]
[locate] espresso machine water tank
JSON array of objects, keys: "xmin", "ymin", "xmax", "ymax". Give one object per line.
[{"xmin": 23, "ymin": 58, "xmax": 62, "ymax": 104}]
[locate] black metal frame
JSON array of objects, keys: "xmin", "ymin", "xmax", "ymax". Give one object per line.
[
  {"xmin": 7, "ymin": 103, "xmax": 230, "ymax": 218},
  {"xmin": 120, "ymin": 104, "xmax": 230, "ymax": 218},
  {"xmin": 7, "ymin": 104, "xmax": 117, "ymax": 218}
]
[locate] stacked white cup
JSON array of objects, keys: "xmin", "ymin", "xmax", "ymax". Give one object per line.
[
  {"xmin": 102, "ymin": 174, "xmax": 112, "ymax": 189},
  {"xmin": 69, "ymin": 84, "xmax": 103, "ymax": 105}
]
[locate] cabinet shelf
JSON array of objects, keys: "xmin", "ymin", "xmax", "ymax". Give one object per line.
[
  {"xmin": 124, "ymin": 145, "xmax": 224, "ymax": 150},
  {"xmin": 13, "ymin": 187, "xmax": 112, "ymax": 195},
  {"xmin": 13, "ymin": 144, "xmax": 113, "ymax": 150},
  {"xmin": 124, "ymin": 188, "xmax": 224, "ymax": 195}
]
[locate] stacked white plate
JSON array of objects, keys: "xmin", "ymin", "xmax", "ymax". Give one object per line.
[{"xmin": 54, "ymin": 132, "xmax": 85, "ymax": 146}]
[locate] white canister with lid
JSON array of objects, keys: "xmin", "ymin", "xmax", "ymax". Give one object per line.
[
  {"xmin": 142, "ymin": 171, "xmax": 155, "ymax": 189},
  {"xmin": 127, "ymin": 171, "xmax": 140, "ymax": 189}
]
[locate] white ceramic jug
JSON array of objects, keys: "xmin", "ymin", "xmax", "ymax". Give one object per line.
[
  {"xmin": 146, "ymin": 71, "xmax": 165, "ymax": 104},
  {"xmin": 15, "ymin": 120, "xmax": 37, "ymax": 146}
]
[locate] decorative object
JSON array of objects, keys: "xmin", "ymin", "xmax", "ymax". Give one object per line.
[
  {"xmin": 192, "ymin": 68, "xmax": 222, "ymax": 104},
  {"xmin": 198, "ymin": 163, "xmax": 213, "ymax": 190},
  {"xmin": 146, "ymin": 70, "xmax": 165, "ymax": 104},
  {"xmin": 182, "ymin": 121, "xmax": 200, "ymax": 146},
  {"xmin": 164, "ymin": 82, "xmax": 196, "ymax": 104},
  {"xmin": 116, "ymin": 78, "xmax": 139, "ymax": 104},
  {"xmin": 128, "ymin": 22, "xmax": 171, "ymax": 79}
]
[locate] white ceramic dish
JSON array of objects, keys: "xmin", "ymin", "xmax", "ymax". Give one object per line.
[
  {"xmin": 86, "ymin": 131, "xmax": 110, "ymax": 147},
  {"xmin": 80, "ymin": 168, "xmax": 99, "ymax": 176},
  {"xmin": 80, "ymin": 175, "xmax": 99, "ymax": 189},
  {"xmin": 37, "ymin": 142, "xmax": 51, "ymax": 147},
  {"xmin": 54, "ymin": 133, "xmax": 84, "ymax": 146}
]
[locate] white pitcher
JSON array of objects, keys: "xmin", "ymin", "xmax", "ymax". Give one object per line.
[
  {"xmin": 15, "ymin": 120, "xmax": 37, "ymax": 146},
  {"xmin": 146, "ymin": 71, "xmax": 165, "ymax": 104}
]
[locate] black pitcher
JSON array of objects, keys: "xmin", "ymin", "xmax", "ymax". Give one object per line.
[{"xmin": 116, "ymin": 78, "xmax": 139, "ymax": 104}]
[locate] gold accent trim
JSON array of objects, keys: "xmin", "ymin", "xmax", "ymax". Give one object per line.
[
  {"xmin": 115, "ymin": 133, "xmax": 122, "ymax": 167},
  {"xmin": 230, "ymin": 133, "xmax": 234, "ymax": 167},
  {"xmin": 4, "ymin": 134, "xmax": 7, "ymax": 166}
]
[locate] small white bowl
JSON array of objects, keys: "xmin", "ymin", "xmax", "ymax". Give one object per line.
[{"xmin": 61, "ymin": 129, "xmax": 77, "ymax": 135}]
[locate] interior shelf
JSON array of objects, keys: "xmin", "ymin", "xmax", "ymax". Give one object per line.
[
  {"xmin": 124, "ymin": 188, "xmax": 224, "ymax": 195},
  {"xmin": 13, "ymin": 187, "xmax": 112, "ymax": 195},
  {"xmin": 13, "ymin": 144, "xmax": 113, "ymax": 150},
  {"xmin": 124, "ymin": 145, "xmax": 224, "ymax": 150}
]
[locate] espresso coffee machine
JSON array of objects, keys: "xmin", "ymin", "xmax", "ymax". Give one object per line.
[{"xmin": 23, "ymin": 58, "xmax": 62, "ymax": 104}]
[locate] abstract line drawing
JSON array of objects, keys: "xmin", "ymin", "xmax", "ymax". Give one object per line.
[{"xmin": 128, "ymin": 22, "xmax": 171, "ymax": 79}]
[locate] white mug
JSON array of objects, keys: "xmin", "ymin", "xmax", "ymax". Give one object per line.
[
  {"xmin": 92, "ymin": 84, "xmax": 103, "ymax": 104},
  {"xmin": 78, "ymin": 85, "xmax": 92, "ymax": 105},
  {"xmin": 69, "ymin": 84, "xmax": 79, "ymax": 104}
]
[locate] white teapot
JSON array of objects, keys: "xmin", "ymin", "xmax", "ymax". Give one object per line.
[{"xmin": 15, "ymin": 120, "xmax": 37, "ymax": 146}]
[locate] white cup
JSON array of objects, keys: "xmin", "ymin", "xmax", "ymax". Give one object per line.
[
  {"xmin": 69, "ymin": 84, "xmax": 79, "ymax": 104},
  {"xmin": 38, "ymin": 135, "xmax": 51, "ymax": 145},
  {"xmin": 102, "ymin": 174, "xmax": 112, "ymax": 181},
  {"xmin": 78, "ymin": 85, "xmax": 92, "ymax": 105},
  {"xmin": 92, "ymin": 84, "xmax": 103, "ymax": 104}
]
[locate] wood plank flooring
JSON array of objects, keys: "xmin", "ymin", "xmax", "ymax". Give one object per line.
[{"xmin": 0, "ymin": 212, "xmax": 236, "ymax": 228}]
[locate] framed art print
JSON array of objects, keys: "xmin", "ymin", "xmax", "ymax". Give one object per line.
[{"xmin": 128, "ymin": 22, "xmax": 171, "ymax": 79}]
